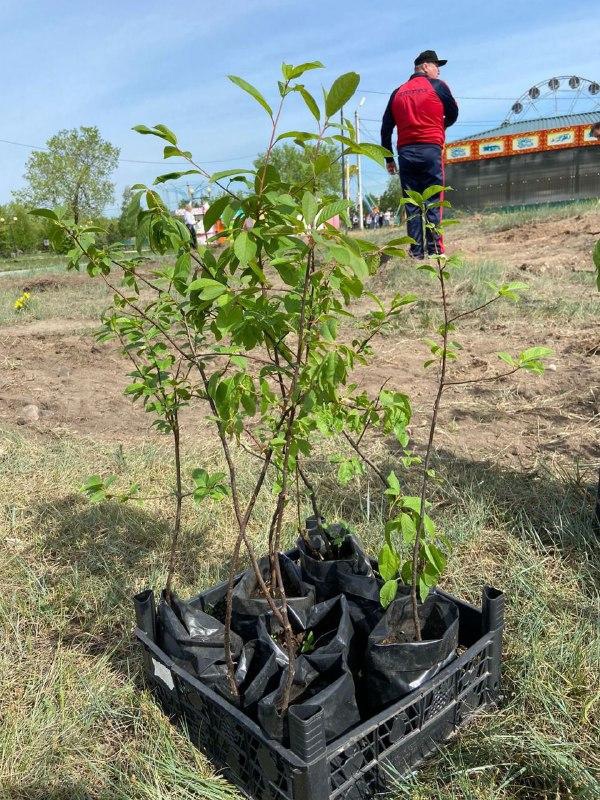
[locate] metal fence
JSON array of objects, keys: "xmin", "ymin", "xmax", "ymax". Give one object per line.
[{"xmin": 446, "ymin": 146, "xmax": 600, "ymax": 211}]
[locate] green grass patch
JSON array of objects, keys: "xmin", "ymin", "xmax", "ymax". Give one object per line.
[
  {"xmin": 0, "ymin": 273, "xmax": 113, "ymax": 326},
  {"xmin": 479, "ymin": 200, "xmax": 600, "ymax": 233}
]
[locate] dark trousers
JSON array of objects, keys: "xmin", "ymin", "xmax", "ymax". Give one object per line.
[
  {"xmin": 186, "ymin": 223, "xmax": 198, "ymax": 249},
  {"xmin": 397, "ymin": 143, "xmax": 444, "ymax": 258}
]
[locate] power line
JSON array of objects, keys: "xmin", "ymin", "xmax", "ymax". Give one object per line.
[
  {"xmin": 0, "ymin": 136, "xmax": 254, "ymax": 166},
  {"xmin": 361, "ymin": 117, "xmax": 502, "ymax": 126},
  {"xmin": 362, "ymin": 90, "xmax": 516, "ymax": 100}
]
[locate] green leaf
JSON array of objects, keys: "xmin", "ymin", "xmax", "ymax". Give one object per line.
[
  {"xmin": 132, "ymin": 124, "xmax": 177, "ymax": 144},
  {"xmin": 203, "ymin": 195, "xmax": 231, "ymax": 232},
  {"xmin": 30, "ymin": 208, "xmax": 59, "ymax": 221},
  {"xmin": 385, "ymin": 471, "xmax": 401, "ymax": 497},
  {"xmin": 163, "ymin": 145, "xmax": 192, "ymax": 159},
  {"xmin": 296, "ymin": 86, "xmax": 320, "ymax": 121},
  {"xmin": 154, "ymin": 124, "xmax": 178, "ymax": 145},
  {"xmin": 401, "ymin": 496, "xmax": 422, "ymax": 514},
  {"xmin": 497, "ymin": 352, "xmax": 516, "ymax": 367},
  {"xmin": 316, "ymin": 200, "xmax": 350, "ymax": 226},
  {"xmin": 210, "ymin": 168, "xmax": 255, "ymax": 181},
  {"xmin": 153, "ymin": 169, "xmax": 200, "ymax": 185},
  {"xmin": 404, "ymin": 188, "xmax": 424, "ymax": 207},
  {"xmin": 498, "ymin": 281, "xmax": 529, "ymax": 301},
  {"xmin": 325, "ymin": 71, "xmax": 360, "ymax": 117},
  {"xmin": 419, "ymin": 577, "xmax": 431, "ymax": 602},
  {"xmin": 350, "ymin": 142, "xmax": 391, "ymax": 165},
  {"xmin": 400, "ymin": 513, "xmax": 417, "ymax": 544},
  {"xmin": 274, "ymin": 130, "xmax": 320, "ymax": 144},
  {"xmin": 335, "ymin": 456, "xmax": 364, "ymax": 485},
  {"xmin": 285, "ymin": 61, "xmax": 324, "ymax": 79},
  {"xmin": 421, "ymin": 185, "xmax": 446, "ymax": 201},
  {"xmin": 519, "ymin": 346, "xmax": 553, "ymax": 362},
  {"xmin": 188, "ymin": 277, "xmax": 227, "ymax": 300},
  {"xmin": 378, "ymin": 543, "xmax": 400, "ymax": 582},
  {"xmin": 391, "ymin": 292, "xmax": 419, "ymax": 309},
  {"xmin": 233, "ymin": 231, "xmax": 257, "ymax": 265},
  {"xmin": 327, "ymin": 244, "xmax": 368, "ymax": 280},
  {"xmin": 380, "ymin": 579, "xmax": 398, "ymax": 609},
  {"xmin": 132, "ymin": 124, "xmax": 156, "ymax": 136},
  {"xmin": 228, "ymin": 75, "xmax": 273, "ymax": 117},
  {"xmin": 302, "ymin": 191, "xmax": 319, "ymax": 225}
]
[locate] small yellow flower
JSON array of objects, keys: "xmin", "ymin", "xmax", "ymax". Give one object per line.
[{"xmin": 14, "ymin": 291, "xmax": 31, "ymax": 311}]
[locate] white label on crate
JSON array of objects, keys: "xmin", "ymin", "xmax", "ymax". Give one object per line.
[{"xmin": 152, "ymin": 658, "xmax": 175, "ymax": 690}]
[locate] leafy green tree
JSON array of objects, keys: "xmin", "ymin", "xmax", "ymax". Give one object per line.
[
  {"xmin": 377, "ymin": 188, "xmax": 550, "ymax": 638},
  {"xmin": 379, "ymin": 175, "xmax": 403, "ymax": 213},
  {"xmin": 35, "ymin": 62, "xmax": 406, "ymax": 711},
  {"xmin": 118, "ymin": 186, "xmax": 138, "ymax": 240},
  {"xmin": 17, "ymin": 126, "xmax": 119, "ymax": 223},
  {"xmin": 0, "ymin": 202, "xmax": 47, "ymax": 255},
  {"xmin": 254, "ymin": 142, "xmax": 342, "ymax": 195}
]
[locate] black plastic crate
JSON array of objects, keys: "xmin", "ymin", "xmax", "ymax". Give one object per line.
[{"xmin": 135, "ymin": 583, "xmax": 503, "ymax": 800}]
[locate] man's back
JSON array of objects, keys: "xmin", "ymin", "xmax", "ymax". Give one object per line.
[{"xmin": 381, "ymin": 74, "xmax": 458, "ymax": 152}]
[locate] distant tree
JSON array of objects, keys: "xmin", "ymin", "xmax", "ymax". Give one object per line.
[
  {"xmin": 16, "ymin": 126, "xmax": 119, "ymax": 223},
  {"xmin": 254, "ymin": 142, "xmax": 342, "ymax": 195},
  {"xmin": 0, "ymin": 202, "xmax": 47, "ymax": 256},
  {"xmin": 118, "ymin": 186, "xmax": 138, "ymax": 239},
  {"xmin": 379, "ymin": 175, "xmax": 403, "ymax": 213}
]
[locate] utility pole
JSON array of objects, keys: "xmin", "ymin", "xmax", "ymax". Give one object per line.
[
  {"xmin": 355, "ymin": 97, "xmax": 366, "ymax": 229},
  {"xmin": 340, "ymin": 108, "xmax": 347, "ymax": 207}
]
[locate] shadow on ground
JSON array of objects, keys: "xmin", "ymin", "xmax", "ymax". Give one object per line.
[
  {"xmin": 29, "ymin": 493, "xmax": 210, "ymax": 678},
  {"xmin": 302, "ymin": 445, "xmax": 599, "ymax": 585}
]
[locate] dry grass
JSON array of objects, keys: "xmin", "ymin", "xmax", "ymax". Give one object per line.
[
  {"xmin": 0, "ymin": 426, "xmax": 598, "ymax": 799},
  {"xmin": 1, "ymin": 208, "xmax": 599, "ymax": 798}
]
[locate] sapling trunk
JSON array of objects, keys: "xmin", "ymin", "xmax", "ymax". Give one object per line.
[
  {"xmin": 410, "ymin": 239, "xmax": 449, "ymax": 642},
  {"xmin": 164, "ymin": 411, "xmax": 182, "ymax": 601}
]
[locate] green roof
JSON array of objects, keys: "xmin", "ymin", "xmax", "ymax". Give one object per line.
[{"xmin": 454, "ymin": 112, "xmax": 600, "ymax": 142}]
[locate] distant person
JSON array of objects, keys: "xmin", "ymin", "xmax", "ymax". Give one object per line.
[
  {"xmin": 381, "ymin": 49, "xmax": 458, "ymax": 259},
  {"xmin": 183, "ymin": 204, "xmax": 198, "ymax": 249},
  {"xmin": 383, "ymin": 209, "xmax": 392, "ymax": 226},
  {"xmin": 591, "ymin": 122, "xmax": 600, "ymax": 140}
]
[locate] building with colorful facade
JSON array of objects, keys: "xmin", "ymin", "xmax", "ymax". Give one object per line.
[{"xmin": 445, "ymin": 111, "xmax": 600, "ymax": 210}]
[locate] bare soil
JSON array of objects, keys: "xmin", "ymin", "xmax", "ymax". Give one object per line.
[{"xmin": 1, "ymin": 210, "xmax": 598, "ymax": 471}]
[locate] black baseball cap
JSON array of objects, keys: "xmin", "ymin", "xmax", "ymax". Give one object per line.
[{"xmin": 414, "ymin": 50, "xmax": 447, "ymax": 66}]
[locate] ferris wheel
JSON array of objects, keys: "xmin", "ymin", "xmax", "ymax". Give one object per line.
[{"xmin": 503, "ymin": 75, "xmax": 600, "ymax": 124}]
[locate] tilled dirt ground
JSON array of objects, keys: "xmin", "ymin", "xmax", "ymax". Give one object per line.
[{"xmin": 1, "ymin": 209, "xmax": 598, "ymax": 472}]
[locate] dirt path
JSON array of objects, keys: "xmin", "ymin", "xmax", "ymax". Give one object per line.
[
  {"xmin": 2, "ymin": 311, "xmax": 597, "ymax": 468},
  {"xmin": 1, "ymin": 211, "xmax": 598, "ymax": 470}
]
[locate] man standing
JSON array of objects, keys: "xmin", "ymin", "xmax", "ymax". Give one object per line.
[{"xmin": 381, "ymin": 50, "xmax": 458, "ymax": 259}]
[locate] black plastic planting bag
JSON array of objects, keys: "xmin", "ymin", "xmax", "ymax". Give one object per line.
[
  {"xmin": 231, "ymin": 634, "xmax": 284, "ymax": 712},
  {"xmin": 298, "ymin": 530, "xmax": 383, "ymax": 641},
  {"xmin": 364, "ymin": 593, "xmax": 459, "ymax": 715},
  {"xmin": 157, "ymin": 593, "xmax": 243, "ymax": 683},
  {"xmin": 257, "ymin": 595, "xmax": 360, "ymax": 744},
  {"xmin": 231, "ymin": 552, "xmax": 315, "ymax": 640}
]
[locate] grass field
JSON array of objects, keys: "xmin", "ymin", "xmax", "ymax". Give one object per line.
[{"xmin": 1, "ymin": 207, "xmax": 599, "ymax": 799}]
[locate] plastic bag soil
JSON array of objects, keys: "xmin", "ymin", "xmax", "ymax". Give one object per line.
[
  {"xmin": 298, "ymin": 526, "xmax": 383, "ymax": 642},
  {"xmin": 363, "ymin": 593, "xmax": 459, "ymax": 715},
  {"xmin": 257, "ymin": 594, "xmax": 361, "ymax": 745},
  {"xmin": 231, "ymin": 552, "xmax": 315, "ymax": 640}
]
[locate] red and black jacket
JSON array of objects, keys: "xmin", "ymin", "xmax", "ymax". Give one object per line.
[{"xmin": 380, "ymin": 74, "xmax": 458, "ymax": 159}]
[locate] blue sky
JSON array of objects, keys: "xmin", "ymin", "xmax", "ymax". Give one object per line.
[{"xmin": 2, "ymin": 0, "xmax": 600, "ymax": 211}]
